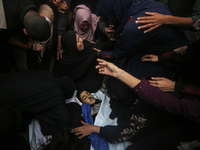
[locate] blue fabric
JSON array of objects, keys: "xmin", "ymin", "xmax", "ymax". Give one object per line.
[
  {"xmin": 97, "ymin": 0, "xmax": 188, "ymax": 58},
  {"xmin": 82, "ymin": 104, "xmax": 109, "ymax": 150},
  {"xmin": 97, "ymin": 0, "xmax": 163, "ymax": 35}
]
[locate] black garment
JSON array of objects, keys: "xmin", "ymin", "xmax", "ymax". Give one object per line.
[
  {"xmin": 67, "ymin": 103, "xmax": 90, "ymax": 150},
  {"xmin": 54, "ymin": 31, "xmax": 114, "ymax": 92},
  {"xmin": 0, "ymin": 70, "xmax": 75, "ymax": 135},
  {"xmin": 98, "ymin": 77, "xmax": 200, "ymax": 150},
  {"xmin": 0, "ymin": 106, "xmax": 21, "ymax": 140},
  {"xmin": 1, "ymin": 0, "xmax": 36, "ymax": 41},
  {"xmin": 70, "ymin": 0, "xmax": 99, "ymax": 13},
  {"xmin": 54, "ymin": 31, "xmax": 98, "ymax": 81}
]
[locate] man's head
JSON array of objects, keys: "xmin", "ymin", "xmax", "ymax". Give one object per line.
[
  {"xmin": 78, "ymin": 90, "xmax": 96, "ymax": 105},
  {"xmin": 23, "ymin": 10, "xmax": 51, "ymax": 41}
]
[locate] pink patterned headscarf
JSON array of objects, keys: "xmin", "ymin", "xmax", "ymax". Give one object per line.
[{"xmin": 74, "ymin": 4, "xmax": 98, "ymax": 41}]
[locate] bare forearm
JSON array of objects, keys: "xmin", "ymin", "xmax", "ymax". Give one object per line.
[
  {"xmin": 164, "ymin": 15, "xmax": 193, "ymax": 26},
  {"xmin": 8, "ymin": 37, "xmax": 29, "ymax": 50},
  {"xmin": 115, "ymin": 68, "xmax": 141, "ymax": 89}
]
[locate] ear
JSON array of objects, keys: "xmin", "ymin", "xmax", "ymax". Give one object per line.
[
  {"xmin": 23, "ymin": 28, "xmax": 28, "ymax": 35},
  {"xmin": 39, "ymin": 13, "xmax": 46, "ymax": 19}
]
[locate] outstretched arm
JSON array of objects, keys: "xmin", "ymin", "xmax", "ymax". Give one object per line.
[
  {"xmin": 136, "ymin": 12, "xmax": 193, "ymax": 33},
  {"xmin": 96, "ymin": 58, "xmax": 141, "ymax": 88},
  {"xmin": 96, "ymin": 59, "xmax": 200, "ymax": 124}
]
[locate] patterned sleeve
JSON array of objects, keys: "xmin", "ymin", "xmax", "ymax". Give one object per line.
[
  {"xmin": 133, "ymin": 78, "xmax": 200, "ymax": 124},
  {"xmin": 99, "ymin": 114, "xmax": 147, "ymax": 143}
]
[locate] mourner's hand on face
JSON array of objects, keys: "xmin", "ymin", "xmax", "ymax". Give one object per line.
[
  {"xmin": 76, "ymin": 34, "xmax": 84, "ymax": 51},
  {"xmin": 105, "ymin": 25, "xmax": 116, "ymax": 41}
]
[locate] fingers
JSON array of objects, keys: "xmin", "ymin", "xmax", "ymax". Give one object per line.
[
  {"xmin": 97, "ymin": 58, "xmax": 105, "ymax": 64},
  {"xmin": 143, "ymin": 27, "xmax": 155, "ymax": 33},
  {"xmin": 109, "ymin": 25, "xmax": 114, "ymax": 28},
  {"xmin": 94, "ymin": 48, "xmax": 101, "ymax": 52},
  {"xmin": 141, "ymin": 54, "xmax": 153, "ymax": 62},
  {"xmin": 137, "ymin": 12, "xmax": 157, "ymax": 20},
  {"xmin": 137, "ymin": 23, "xmax": 158, "ymax": 33},
  {"xmin": 148, "ymin": 77, "xmax": 164, "ymax": 87},
  {"xmin": 71, "ymin": 129, "xmax": 85, "ymax": 139},
  {"xmin": 138, "ymin": 23, "xmax": 154, "ymax": 29},
  {"xmin": 57, "ymin": 51, "xmax": 59, "ymax": 60},
  {"xmin": 81, "ymin": 121, "xmax": 86, "ymax": 125},
  {"xmin": 59, "ymin": 52, "xmax": 62, "ymax": 59},
  {"xmin": 105, "ymin": 28, "xmax": 114, "ymax": 33},
  {"xmin": 151, "ymin": 77, "xmax": 165, "ymax": 80},
  {"xmin": 33, "ymin": 43, "xmax": 43, "ymax": 51},
  {"xmin": 57, "ymin": 51, "xmax": 62, "ymax": 60}
]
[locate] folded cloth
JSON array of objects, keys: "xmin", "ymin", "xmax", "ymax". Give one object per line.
[{"xmin": 82, "ymin": 104, "xmax": 109, "ymax": 150}]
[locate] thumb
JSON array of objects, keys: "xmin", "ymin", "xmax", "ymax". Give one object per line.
[{"xmin": 81, "ymin": 121, "xmax": 86, "ymax": 125}]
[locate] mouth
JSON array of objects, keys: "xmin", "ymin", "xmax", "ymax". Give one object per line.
[{"xmin": 89, "ymin": 97, "xmax": 95, "ymax": 102}]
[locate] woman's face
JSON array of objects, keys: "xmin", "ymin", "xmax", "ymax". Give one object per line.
[
  {"xmin": 79, "ymin": 21, "xmax": 90, "ymax": 32},
  {"xmin": 80, "ymin": 90, "xmax": 96, "ymax": 105},
  {"xmin": 76, "ymin": 34, "xmax": 84, "ymax": 51}
]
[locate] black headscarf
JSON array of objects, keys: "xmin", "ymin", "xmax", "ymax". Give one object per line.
[{"xmin": 54, "ymin": 31, "xmax": 98, "ymax": 81}]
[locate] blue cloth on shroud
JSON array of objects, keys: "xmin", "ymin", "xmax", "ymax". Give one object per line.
[{"xmin": 82, "ymin": 104, "xmax": 109, "ymax": 150}]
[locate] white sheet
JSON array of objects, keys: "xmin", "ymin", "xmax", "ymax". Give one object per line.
[{"xmin": 91, "ymin": 90, "xmax": 132, "ymax": 150}]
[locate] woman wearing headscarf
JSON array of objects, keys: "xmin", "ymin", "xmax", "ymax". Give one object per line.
[
  {"xmin": 97, "ymin": 0, "xmax": 189, "ymax": 79},
  {"xmin": 74, "ymin": 4, "xmax": 98, "ymax": 41},
  {"xmin": 54, "ymin": 31, "xmax": 107, "ymax": 92}
]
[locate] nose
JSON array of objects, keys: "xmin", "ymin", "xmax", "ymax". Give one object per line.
[{"xmin": 80, "ymin": 38, "xmax": 83, "ymax": 42}]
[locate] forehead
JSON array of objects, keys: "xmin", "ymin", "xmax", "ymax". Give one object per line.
[
  {"xmin": 55, "ymin": 0, "xmax": 62, "ymax": 3},
  {"xmin": 80, "ymin": 91, "xmax": 87, "ymax": 98},
  {"xmin": 81, "ymin": 21, "xmax": 89, "ymax": 25}
]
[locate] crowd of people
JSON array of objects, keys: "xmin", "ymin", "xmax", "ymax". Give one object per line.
[{"xmin": 1, "ymin": 0, "xmax": 200, "ymax": 150}]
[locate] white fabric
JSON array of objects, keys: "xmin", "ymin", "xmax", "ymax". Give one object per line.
[
  {"xmin": 29, "ymin": 119, "xmax": 52, "ymax": 150},
  {"xmin": 0, "ymin": 0, "xmax": 7, "ymax": 29},
  {"xmin": 91, "ymin": 90, "xmax": 132, "ymax": 150},
  {"xmin": 66, "ymin": 96, "xmax": 82, "ymax": 106}
]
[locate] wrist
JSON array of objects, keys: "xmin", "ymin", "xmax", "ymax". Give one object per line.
[
  {"xmin": 171, "ymin": 81, "xmax": 176, "ymax": 92},
  {"xmin": 115, "ymin": 68, "xmax": 124, "ymax": 78},
  {"xmin": 164, "ymin": 15, "xmax": 171, "ymax": 25},
  {"xmin": 92, "ymin": 125, "xmax": 100, "ymax": 134}
]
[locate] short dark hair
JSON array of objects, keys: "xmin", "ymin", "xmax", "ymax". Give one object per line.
[
  {"xmin": 76, "ymin": 90, "xmax": 83, "ymax": 101},
  {"xmin": 23, "ymin": 12, "xmax": 51, "ymax": 41}
]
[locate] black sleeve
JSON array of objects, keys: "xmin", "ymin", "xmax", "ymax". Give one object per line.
[
  {"xmin": 57, "ymin": 0, "xmax": 71, "ymax": 36},
  {"xmin": 0, "ymin": 30, "xmax": 11, "ymax": 42},
  {"xmin": 18, "ymin": 0, "xmax": 37, "ymax": 22},
  {"xmin": 99, "ymin": 125, "xmax": 121, "ymax": 143},
  {"xmin": 67, "ymin": 102, "xmax": 84, "ymax": 128}
]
